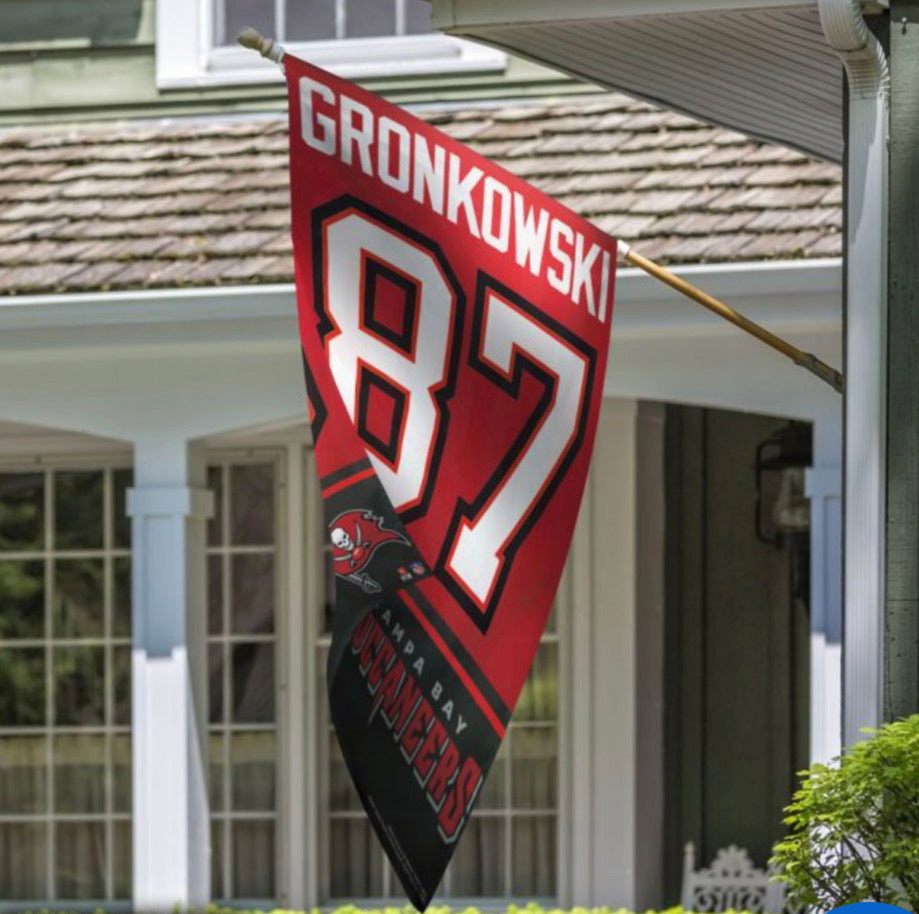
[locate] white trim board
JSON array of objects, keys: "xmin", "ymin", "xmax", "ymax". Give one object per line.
[
  {"xmin": 0, "ymin": 258, "xmax": 841, "ymax": 338},
  {"xmin": 0, "ymin": 259, "xmax": 842, "ymax": 425}
]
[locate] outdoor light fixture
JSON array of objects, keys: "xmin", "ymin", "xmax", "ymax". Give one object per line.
[{"xmin": 754, "ymin": 420, "xmax": 813, "ymax": 547}]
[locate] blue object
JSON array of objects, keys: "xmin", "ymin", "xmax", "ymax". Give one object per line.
[{"xmin": 829, "ymin": 904, "xmax": 911, "ymax": 914}]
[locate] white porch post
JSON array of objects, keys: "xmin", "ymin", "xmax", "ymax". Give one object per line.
[
  {"xmin": 818, "ymin": 0, "xmax": 889, "ymax": 747},
  {"xmin": 128, "ymin": 437, "xmax": 213, "ymax": 911},
  {"xmin": 806, "ymin": 415, "xmax": 843, "ymax": 764},
  {"xmin": 565, "ymin": 398, "xmax": 664, "ymax": 908}
]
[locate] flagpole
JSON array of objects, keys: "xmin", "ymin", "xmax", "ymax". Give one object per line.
[
  {"xmin": 618, "ymin": 242, "xmax": 843, "ymax": 393},
  {"xmin": 237, "ymin": 28, "xmax": 844, "ymax": 395}
]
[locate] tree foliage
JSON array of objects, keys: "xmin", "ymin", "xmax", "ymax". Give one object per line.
[{"xmin": 771, "ymin": 714, "xmax": 919, "ymax": 911}]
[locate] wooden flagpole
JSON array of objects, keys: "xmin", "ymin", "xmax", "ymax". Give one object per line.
[
  {"xmin": 238, "ymin": 28, "xmax": 844, "ymax": 396},
  {"xmin": 619, "ymin": 242, "xmax": 844, "ymax": 393}
]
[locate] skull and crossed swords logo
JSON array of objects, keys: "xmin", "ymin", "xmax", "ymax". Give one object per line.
[{"xmin": 328, "ymin": 508, "xmax": 407, "ymax": 594}]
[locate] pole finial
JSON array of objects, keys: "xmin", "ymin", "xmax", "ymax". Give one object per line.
[{"xmin": 236, "ymin": 27, "xmax": 286, "ymax": 65}]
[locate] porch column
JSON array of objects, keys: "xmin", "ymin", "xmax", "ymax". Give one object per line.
[
  {"xmin": 565, "ymin": 399, "xmax": 665, "ymax": 908},
  {"xmin": 805, "ymin": 464, "xmax": 842, "ymax": 764},
  {"xmin": 884, "ymin": 0, "xmax": 919, "ymax": 722},
  {"xmin": 128, "ymin": 438, "xmax": 213, "ymax": 911}
]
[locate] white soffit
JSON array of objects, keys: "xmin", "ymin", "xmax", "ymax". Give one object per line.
[{"xmin": 432, "ymin": 2, "xmax": 846, "ymax": 162}]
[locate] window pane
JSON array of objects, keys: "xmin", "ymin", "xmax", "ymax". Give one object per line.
[
  {"xmin": 54, "ymin": 646, "xmax": 104, "ymax": 726},
  {"xmin": 0, "ymin": 472, "xmax": 43, "ymax": 551},
  {"xmin": 477, "ymin": 735, "xmax": 507, "ymax": 809},
  {"xmin": 53, "ymin": 558, "xmax": 104, "ymax": 638},
  {"xmin": 328, "ymin": 733, "xmax": 361, "ymax": 811},
  {"xmin": 212, "ymin": 820, "xmax": 226, "ymax": 898},
  {"xmin": 209, "ymin": 644, "xmax": 225, "ymax": 724},
  {"xmin": 512, "ymin": 815, "xmax": 556, "ymax": 896},
  {"xmin": 345, "ymin": 0, "xmax": 395, "ymax": 37},
  {"xmin": 232, "ymin": 642, "xmax": 274, "ymax": 723},
  {"xmin": 286, "ymin": 0, "xmax": 336, "ymax": 40},
  {"xmin": 232, "ymin": 731, "xmax": 276, "ymax": 811},
  {"xmin": 511, "ymin": 726, "xmax": 557, "ymax": 809},
  {"xmin": 322, "ymin": 542, "xmax": 335, "ymax": 635},
  {"xmin": 113, "ymin": 645, "xmax": 132, "ymax": 725},
  {"xmin": 0, "ymin": 736, "xmax": 46, "ymax": 814},
  {"xmin": 231, "ymin": 553, "xmax": 274, "ymax": 635},
  {"xmin": 113, "ymin": 468, "xmax": 132, "ymax": 549},
  {"xmin": 113, "ymin": 556, "xmax": 132, "ymax": 637},
  {"xmin": 329, "ymin": 819, "xmax": 383, "ymax": 897},
  {"xmin": 54, "ymin": 734, "xmax": 105, "ymax": 814},
  {"xmin": 404, "ymin": 0, "xmax": 432, "ymax": 34},
  {"xmin": 210, "ymin": 732, "xmax": 225, "ymax": 811},
  {"xmin": 208, "ymin": 555, "xmax": 223, "ymax": 635},
  {"xmin": 451, "ymin": 816, "xmax": 504, "ymax": 895},
  {"xmin": 113, "ymin": 734, "xmax": 131, "ymax": 813},
  {"xmin": 545, "ymin": 598, "xmax": 558, "ymax": 635},
  {"xmin": 0, "ymin": 559, "xmax": 44, "ymax": 639},
  {"xmin": 208, "ymin": 466, "xmax": 223, "ymax": 547},
  {"xmin": 232, "ymin": 819, "xmax": 275, "ymax": 898},
  {"xmin": 514, "ymin": 643, "xmax": 558, "ymax": 722},
  {"xmin": 220, "ymin": 0, "xmax": 275, "ymax": 47},
  {"xmin": 0, "ymin": 648, "xmax": 45, "ymax": 726},
  {"xmin": 230, "ymin": 463, "xmax": 274, "ymax": 545},
  {"xmin": 113, "ymin": 820, "xmax": 132, "ymax": 899},
  {"xmin": 0, "ymin": 822, "xmax": 47, "ymax": 899},
  {"xmin": 54, "ymin": 471, "xmax": 103, "ymax": 550},
  {"xmin": 56, "ymin": 820, "xmax": 105, "ymax": 899}
]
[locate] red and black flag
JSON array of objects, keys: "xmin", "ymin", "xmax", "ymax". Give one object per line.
[{"xmin": 287, "ymin": 52, "xmax": 615, "ymax": 909}]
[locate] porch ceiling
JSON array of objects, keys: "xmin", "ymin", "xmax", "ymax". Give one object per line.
[{"xmin": 431, "ymin": 1, "xmax": 854, "ymax": 162}]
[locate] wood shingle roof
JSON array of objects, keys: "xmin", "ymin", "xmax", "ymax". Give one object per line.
[{"xmin": 0, "ymin": 94, "xmax": 842, "ymax": 296}]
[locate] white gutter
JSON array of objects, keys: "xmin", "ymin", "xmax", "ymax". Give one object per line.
[
  {"xmin": 0, "ymin": 260, "xmax": 841, "ymax": 344},
  {"xmin": 818, "ymin": 0, "xmax": 889, "ymax": 746}
]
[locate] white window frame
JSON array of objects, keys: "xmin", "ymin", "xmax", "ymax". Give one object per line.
[
  {"xmin": 0, "ymin": 452, "xmax": 133, "ymax": 909},
  {"xmin": 205, "ymin": 448, "xmax": 286, "ymax": 906},
  {"xmin": 201, "ymin": 425, "xmax": 568, "ymax": 907},
  {"xmin": 155, "ymin": 0, "xmax": 506, "ymax": 89},
  {"xmin": 203, "ymin": 428, "xmax": 320, "ymax": 909}
]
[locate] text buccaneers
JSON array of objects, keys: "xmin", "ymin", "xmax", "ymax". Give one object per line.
[{"xmin": 350, "ymin": 610, "xmax": 483, "ymax": 844}]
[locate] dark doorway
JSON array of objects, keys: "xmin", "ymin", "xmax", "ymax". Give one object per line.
[{"xmin": 662, "ymin": 406, "xmax": 811, "ymax": 901}]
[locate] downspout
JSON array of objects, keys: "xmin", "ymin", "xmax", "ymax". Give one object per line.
[{"xmin": 817, "ymin": 0, "xmax": 889, "ymax": 747}]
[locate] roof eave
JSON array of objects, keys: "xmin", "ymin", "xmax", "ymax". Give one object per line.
[{"xmin": 432, "ymin": 0, "xmax": 855, "ymax": 162}]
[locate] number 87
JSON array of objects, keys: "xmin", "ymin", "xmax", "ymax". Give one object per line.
[{"xmin": 317, "ymin": 202, "xmax": 595, "ymax": 630}]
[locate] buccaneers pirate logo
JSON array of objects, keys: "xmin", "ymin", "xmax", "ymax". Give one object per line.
[{"xmin": 329, "ymin": 509, "xmax": 407, "ymax": 594}]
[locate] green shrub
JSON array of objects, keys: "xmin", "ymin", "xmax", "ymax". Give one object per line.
[{"xmin": 771, "ymin": 713, "xmax": 919, "ymax": 910}]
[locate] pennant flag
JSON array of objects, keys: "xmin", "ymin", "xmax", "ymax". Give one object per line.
[{"xmin": 286, "ymin": 52, "xmax": 615, "ymax": 909}]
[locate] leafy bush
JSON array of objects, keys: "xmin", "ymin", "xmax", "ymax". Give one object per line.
[{"xmin": 771, "ymin": 714, "xmax": 919, "ymax": 910}]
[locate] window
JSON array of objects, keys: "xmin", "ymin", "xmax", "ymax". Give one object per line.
[
  {"xmin": 201, "ymin": 437, "xmax": 560, "ymax": 905},
  {"xmin": 155, "ymin": 0, "xmax": 505, "ymax": 88},
  {"xmin": 214, "ymin": 0, "xmax": 435, "ymax": 45},
  {"xmin": 0, "ymin": 464, "xmax": 132, "ymax": 903},
  {"xmin": 317, "ymin": 524, "xmax": 560, "ymax": 901},
  {"xmin": 207, "ymin": 457, "xmax": 281, "ymax": 901}
]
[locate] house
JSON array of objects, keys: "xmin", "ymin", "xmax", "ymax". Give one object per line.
[{"xmin": 0, "ymin": 1, "xmax": 844, "ymax": 910}]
